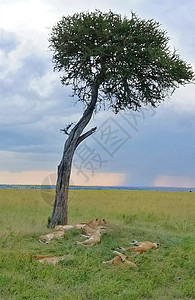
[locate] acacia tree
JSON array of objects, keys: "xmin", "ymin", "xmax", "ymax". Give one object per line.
[{"xmin": 48, "ymin": 10, "xmax": 194, "ymax": 227}]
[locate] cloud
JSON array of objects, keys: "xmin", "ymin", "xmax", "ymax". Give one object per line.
[
  {"xmin": 0, "ymin": 169, "xmax": 126, "ymax": 186},
  {"xmin": 0, "ymin": 151, "xmax": 58, "ymax": 173},
  {"xmin": 0, "ymin": 0, "xmax": 58, "ymax": 33},
  {"xmin": 0, "ymin": 29, "xmax": 19, "ymax": 52},
  {"xmin": 71, "ymin": 171, "xmax": 126, "ymax": 186},
  {"xmin": 0, "ymin": 0, "xmax": 194, "ymax": 186},
  {"xmin": 154, "ymin": 175, "xmax": 195, "ymax": 188},
  {"xmin": 0, "ymin": 170, "xmax": 55, "ymax": 185},
  {"xmin": 28, "ymin": 71, "xmax": 59, "ymax": 98},
  {"xmin": 169, "ymin": 86, "xmax": 195, "ymax": 114},
  {"xmin": 86, "ymin": 105, "xmax": 195, "ymax": 187},
  {"xmin": 0, "ymin": 30, "xmax": 84, "ymax": 159}
]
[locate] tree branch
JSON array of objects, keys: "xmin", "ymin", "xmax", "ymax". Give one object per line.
[
  {"xmin": 64, "ymin": 81, "xmax": 99, "ymax": 148},
  {"xmin": 60, "ymin": 122, "xmax": 75, "ymax": 135},
  {"xmin": 76, "ymin": 127, "xmax": 97, "ymax": 148}
]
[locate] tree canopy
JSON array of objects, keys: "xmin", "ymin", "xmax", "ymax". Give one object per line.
[
  {"xmin": 48, "ymin": 10, "xmax": 194, "ymax": 226},
  {"xmin": 49, "ymin": 10, "xmax": 194, "ymax": 113}
]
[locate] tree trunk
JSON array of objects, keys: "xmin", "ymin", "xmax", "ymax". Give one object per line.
[{"xmin": 49, "ymin": 81, "xmax": 99, "ymax": 227}]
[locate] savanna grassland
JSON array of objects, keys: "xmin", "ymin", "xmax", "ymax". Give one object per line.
[{"xmin": 0, "ymin": 188, "xmax": 195, "ymax": 300}]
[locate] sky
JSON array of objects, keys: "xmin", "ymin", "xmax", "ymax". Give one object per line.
[{"xmin": 0, "ymin": 0, "xmax": 195, "ymax": 187}]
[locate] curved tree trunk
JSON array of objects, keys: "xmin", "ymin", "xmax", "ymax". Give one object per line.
[{"xmin": 49, "ymin": 81, "xmax": 99, "ymax": 227}]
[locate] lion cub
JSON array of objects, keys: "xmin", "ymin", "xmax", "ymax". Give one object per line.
[{"xmin": 39, "ymin": 229, "xmax": 65, "ymax": 244}]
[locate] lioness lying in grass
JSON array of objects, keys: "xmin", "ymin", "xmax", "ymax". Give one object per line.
[
  {"xmin": 40, "ymin": 218, "xmax": 106, "ymax": 245},
  {"xmin": 75, "ymin": 218, "xmax": 107, "ymax": 245},
  {"xmin": 39, "ymin": 229, "xmax": 65, "ymax": 244},
  {"xmin": 55, "ymin": 224, "xmax": 78, "ymax": 230},
  {"xmin": 55, "ymin": 218, "xmax": 107, "ymax": 235},
  {"xmin": 103, "ymin": 251, "xmax": 136, "ymax": 267},
  {"xmin": 119, "ymin": 240, "xmax": 159, "ymax": 253},
  {"xmin": 82, "ymin": 218, "xmax": 107, "ymax": 235},
  {"xmin": 76, "ymin": 230, "xmax": 101, "ymax": 246},
  {"xmin": 33, "ymin": 254, "xmax": 68, "ymax": 265}
]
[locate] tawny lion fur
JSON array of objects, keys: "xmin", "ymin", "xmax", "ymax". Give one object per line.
[
  {"xmin": 39, "ymin": 229, "xmax": 65, "ymax": 244},
  {"xmin": 76, "ymin": 230, "xmax": 101, "ymax": 246},
  {"xmin": 103, "ymin": 251, "xmax": 136, "ymax": 267},
  {"xmin": 55, "ymin": 218, "xmax": 107, "ymax": 235},
  {"xmin": 82, "ymin": 218, "xmax": 107, "ymax": 235},
  {"xmin": 120, "ymin": 241, "xmax": 159, "ymax": 253},
  {"xmin": 36, "ymin": 255, "xmax": 68, "ymax": 265}
]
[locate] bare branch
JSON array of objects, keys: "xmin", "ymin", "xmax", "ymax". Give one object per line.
[
  {"xmin": 76, "ymin": 126, "xmax": 97, "ymax": 148},
  {"xmin": 60, "ymin": 122, "xmax": 75, "ymax": 135}
]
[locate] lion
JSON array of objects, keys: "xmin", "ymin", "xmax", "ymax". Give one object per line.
[
  {"xmin": 103, "ymin": 251, "xmax": 136, "ymax": 267},
  {"xmin": 55, "ymin": 218, "xmax": 107, "ymax": 232},
  {"xmin": 33, "ymin": 254, "xmax": 55, "ymax": 259},
  {"xmin": 82, "ymin": 218, "xmax": 107, "ymax": 236},
  {"xmin": 55, "ymin": 225, "xmax": 76, "ymax": 230},
  {"xmin": 76, "ymin": 230, "xmax": 101, "ymax": 246},
  {"xmin": 39, "ymin": 229, "xmax": 65, "ymax": 244},
  {"xmin": 32, "ymin": 254, "xmax": 73, "ymax": 265},
  {"xmin": 119, "ymin": 240, "xmax": 159, "ymax": 253},
  {"xmin": 35, "ymin": 255, "xmax": 68, "ymax": 265}
]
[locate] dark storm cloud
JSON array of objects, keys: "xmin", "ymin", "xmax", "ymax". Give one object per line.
[
  {"xmin": 0, "ymin": 0, "xmax": 194, "ymax": 186},
  {"xmin": 0, "ymin": 30, "xmax": 83, "ymax": 172}
]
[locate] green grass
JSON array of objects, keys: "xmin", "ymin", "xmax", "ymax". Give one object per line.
[{"xmin": 0, "ymin": 189, "xmax": 195, "ymax": 299}]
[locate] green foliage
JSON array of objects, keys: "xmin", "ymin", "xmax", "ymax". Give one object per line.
[
  {"xmin": 0, "ymin": 189, "xmax": 195, "ymax": 299},
  {"xmin": 47, "ymin": 216, "xmax": 51, "ymax": 228},
  {"xmin": 49, "ymin": 10, "xmax": 194, "ymax": 112}
]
